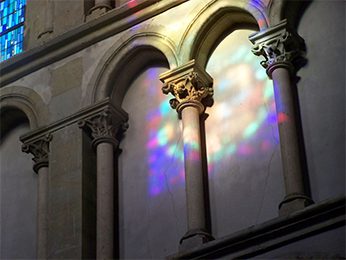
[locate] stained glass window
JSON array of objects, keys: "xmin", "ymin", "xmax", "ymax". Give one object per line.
[{"xmin": 0, "ymin": 0, "xmax": 26, "ymax": 62}]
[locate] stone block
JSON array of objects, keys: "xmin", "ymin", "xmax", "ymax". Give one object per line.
[{"xmin": 51, "ymin": 58, "xmax": 83, "ymax": 97}]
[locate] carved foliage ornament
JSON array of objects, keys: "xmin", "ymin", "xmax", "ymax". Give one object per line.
[
  {"xmin": 252, "ymin": 30, "xmax": 306, "ymax": 72},
  {"xmin": 162, "ymin": 72, "xmax": 213, "ymax": 110},
  {"xmin": 22, "ymin": 134, "xmax": 52, "ymax": 173},
  {"xmin": 78, "ymin": 108, "xmax": 128, "ymax": 147}
]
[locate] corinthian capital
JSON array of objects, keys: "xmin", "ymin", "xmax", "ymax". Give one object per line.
[
  {"xmin": 160, "ymin": 60, "xmax": 213, "ymax": 115},
  {"xmin": 249, "ymin": 19, "xmax": 306, "ymax": 77},
  {"xmin": 78, "ymin": 104, "xmax": 128, "ymax": 148},
  {"xmin": 22, "ymin": 135, "xmax": 52, "ymax": 173}
]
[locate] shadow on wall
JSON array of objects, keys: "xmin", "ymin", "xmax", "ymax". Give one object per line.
[{"xmin": 0, "ymin": 108, "xmax": 29, "ymax": 144}]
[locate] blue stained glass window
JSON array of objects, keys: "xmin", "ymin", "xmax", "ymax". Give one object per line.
[{"xmin": 0, "ymin": 0, "xmax": 26, "ymax": 62}]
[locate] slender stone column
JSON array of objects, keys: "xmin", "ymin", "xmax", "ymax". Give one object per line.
[
  {"xmin": 22, "ymin": 135, "xmax": 52, "ymax": 259},
  {"xmin": 160, "ymin": 60, "xmax": 214, "ymax": 250},
  {"xmin": 250, "ymin": 20, "xmax": 313, "ymax": 215},
  {"xmin": 78, "ymin": 105, "xmax": 128, "ymax": 259}
]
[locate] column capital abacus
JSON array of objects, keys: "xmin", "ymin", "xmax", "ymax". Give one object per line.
[
  {"xmin": 78, "ymin": 105, "xmax": 128, "ymax": 149},
  {"xmin": 159, "ymin": 60, "xmax": 214, "ymax": 117},
  {"xmin": 249, "ymin": 19, "xmax": 306, "ymax": 78},
  {"xmin": 22, "ymin": 134, "xmax": 52, "ymax": 173}
]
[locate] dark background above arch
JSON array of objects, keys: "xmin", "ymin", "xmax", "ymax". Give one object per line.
[{"xmin": 0, "ymin": 107, "xmax": 29, "ymax": 144}]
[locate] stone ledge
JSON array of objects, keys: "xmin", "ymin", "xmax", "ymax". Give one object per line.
[
  {"xmin": 20, "ymin": 97, "xmax": 127, "ymax": 144},
  {"xmin": 168, "ymin": 196, "xmax": 345, "ymax": 259},
  {"xmin": 0, "ymin": 0, "xmax": 189, "ymax": 87}
]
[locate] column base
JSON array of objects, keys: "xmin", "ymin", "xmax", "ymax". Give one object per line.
[
  {"xmin": 86, "ymin": 5, "xmax": 112, "ymax": 21},
  {"xmin": 279, "ymin": 193, "xmax": 314, "ymax": 216},
  {"xmin": 179, "ymin": 229, "xmax": 214, "ymax": 252}
]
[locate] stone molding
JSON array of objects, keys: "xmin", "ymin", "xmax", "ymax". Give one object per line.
[
  {"xmin": 0, "ymin": 0, "xmax": 189, "ymax": 87},
  {"xmin": 169, "ymin": 196, "xmax": 346, "ymax": 259},
  {"xmin": 279, "ymin": 192, "xmax": 314, "ymax": 214},
  {"xmin": 0, "ymin": 86, "xmax": 50, "ymax": 128},
  {"xmin": 249, "ymin": 19, "xmax": 306, "ymax": 78},
  {"xmin": 78, "ymin": 106, "xmax": 128, "ymax": 148},
  {"xmin": 178, "ymin": 0, "xmax": 268, "ymax": 67},
  {"xmin": 22, "ymin": 134, "xmax": 52, "ymax": 173},
  {"xmin": 160, "ymin": 60, "xmax": 213, "ymax": 116},
  {"xmin": 179, "ymin": 228, "xmax": 214, "ymax": 245},
  {"xmin": 88, "ymin": 32, "xmax": 178, "ymax": 106},
  {"xmin": 20, "ymin": 98, "xmax": 128, "ymax": 150}
]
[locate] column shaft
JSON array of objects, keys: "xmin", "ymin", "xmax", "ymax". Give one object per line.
[
  {"xmin": 44, "ymin": 0, "xmax": 54, "ymax": 33},
  {"xmin": 160, "ymin": 60, "xmax": 214, "ymax": 249},
  {"xmin": 38, "ymin": 0, "xmax": 54, "ymax": 39},
  {"xmin": 21, "ymin": 136, "xmax": 51, "ymax": 258},
  {"xmin": 37, "ymin": 166, "xmax": 49, "ymax": 259},
  {"xmin": 181, "ymin": 106, "xmax": 206, "ymax": 231},
  {"xmin": 250, "ymin": 20, "xmax": 313, "ymax": 215},
  {"xmin": 78, "ymin": 101, "xmax": 128, "ymax": 258},
  {"xmin": 96, "ymin": 142, "xmax": 114, "ymax": 259},
  {"xmin": 272, "ymin": 67, "xmax": 305, "ymax": 195}
]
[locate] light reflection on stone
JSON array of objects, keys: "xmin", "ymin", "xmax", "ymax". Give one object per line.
[
  {"xmin": 146, "ymin": 30, "xmax": 279, "ymax": 196},
  {"xmin": 205, "ymin": 30, "xmax": 278, "ymax": 174}
]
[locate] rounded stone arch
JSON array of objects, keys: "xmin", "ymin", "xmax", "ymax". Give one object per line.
[
  {"xmin": 0, "ymin": 86, "xmax": 45, "ymax": 259},
  {"xmin": 178, "ymin": 0, "xmax": 269, "ymax": 68},
  {"xmin": 0, "ymin": 86, "xmax": 48, "ymax": 139},
  {"xmin": 85, "ymin": 32, "xmax": 178, "ymax": 106}
]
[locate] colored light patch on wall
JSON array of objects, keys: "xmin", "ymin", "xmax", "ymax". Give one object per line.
[
  {"xmin": 247, "ymin": 0, "xmax": 268, "ymax": 29},
  {"xmin": 144, "ymin": 31, "xmax": 279, "ymax": 196},
  {"xmin": 126, "ymin": 0, "xmax": 138, "ymax": 8},
  {"xmin": 141, "ymin": 67, "xmax": 185, "ymax": 197},
  {"xmin": 205, "ymin": 30, "xmax": 279, "ymax": 174}
]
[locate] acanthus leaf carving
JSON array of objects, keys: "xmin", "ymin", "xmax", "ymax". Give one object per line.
[
  {"xmin": 162, "ymin": 72, "xmax": 213, "ymax": 110},
  {"xmin": 251, "ymin": 21, "xmax": 306, "ymax": 75},
  {"xmin": 78, "ymin": 107, "xmax": 128, "ymax": 148},
  {"xmin": 22, "ymin": 134, "xmax": 52, "ymax": 173}
]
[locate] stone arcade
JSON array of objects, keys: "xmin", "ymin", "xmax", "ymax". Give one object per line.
[{"xmin": 0, "ymin": 0, "xmax": 345, "ymax": 259}]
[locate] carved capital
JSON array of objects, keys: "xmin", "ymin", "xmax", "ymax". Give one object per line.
[
  {"xmin": 250, "ymin": 19, "xmax": 306, "ymax": 77},
  {"xmin": 78, "ymin": 106, "xmax": 128, "ymax": 149},
  {"xmin": 160, "ymin": 60, "xmax": 213, "ymax": 116},
  {"xmin": 22, "ymin": 135, "xmax": 52, "ymax": 173}
]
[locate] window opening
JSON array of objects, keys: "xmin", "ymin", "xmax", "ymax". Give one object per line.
[{"xmin": 0, "ymin": 0, "xmax": 26, "ymax": 61}]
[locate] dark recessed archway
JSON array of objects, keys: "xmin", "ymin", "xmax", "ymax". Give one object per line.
[{"xmin": 0, "ymin": 107, "xmax": 29, "ymax": 144}]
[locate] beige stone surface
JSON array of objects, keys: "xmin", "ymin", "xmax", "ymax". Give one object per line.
[
  {"xmin": 51, "ymin": 58, "xmax": 83, "ymax": 97},
  {"xmin": 1, "ymin": 0, "xmax": 345, "ymax": 258}
]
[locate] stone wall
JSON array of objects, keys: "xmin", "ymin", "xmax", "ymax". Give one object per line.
[{"xmin": 0, "ymin": 0, "xmax": 344, "ymax": 258}]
